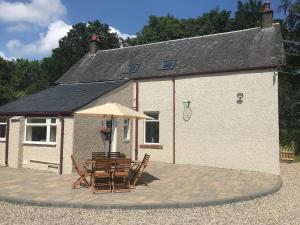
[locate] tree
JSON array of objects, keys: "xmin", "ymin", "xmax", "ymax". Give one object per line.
[
  {"xmin": 0, "ymin": 57, "xmax": 16, "ymax": 105},
  {"xmin": 278, "ymin": 0, "xmax": 300, "ymax": 149},
  {"xmin": 125, "ymin": 15, "xmax": 186, "ymax": 46},
  {"xmin": 42, "ymin": 20, "xmax": 120, "ymax": 84},
  {"xmin": 126, "ymin": 8, "xmax": 232, "ymax": 46},
  {"xmin": 232, "ymin": 0, "xmax": 262, "ymax": 30},
  {"xmin": 11, "ymin": 59, "xmax": 49, "ymax": 96}
]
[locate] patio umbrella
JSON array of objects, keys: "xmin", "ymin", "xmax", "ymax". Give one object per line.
[{"xmin": 75, "ymin": 102, "xmax": 151, "ymax": 153}]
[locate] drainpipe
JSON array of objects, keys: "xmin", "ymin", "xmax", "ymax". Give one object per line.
[
  {"xmin": 59, "ymin": 116, "xmax": 65, "ymax": 175},
  {"xmin": 5, "ymin": 117, "xmax": 10, "ymax": 166},
  {"xmin": 172, "ymin": 77, "xmax": 176, "ymax": 164},
  {"xmin": 135, "ymin": 82, "xmax": 139, "ymax": 160}
]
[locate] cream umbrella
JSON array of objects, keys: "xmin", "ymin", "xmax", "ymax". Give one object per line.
[
  {"xmin": 75, "ymin": 102, "xmax": 151, "ymax": 119},
  {"xmin": 75, "ymin": 102, "xmax": 151, "ymax": 153}
]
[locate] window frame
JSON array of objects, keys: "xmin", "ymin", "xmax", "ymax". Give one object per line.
[
  {"xmin": 144, "ymin": 112, "xmax": 160, "ymax": 145},
  {"xmin": 123, "ymin": 119, "xmax": 130, "ymax": 141},
  {"xmin": 161, "ymin": 60, "xmax": 176, "ymax": 70},
  {"xmin": 24, "ymin": 117, "xmax": 57, "ymax": 145},
  {"xmin": 0, "ymin": 118, "xmax": 7, "ymax": 141}
]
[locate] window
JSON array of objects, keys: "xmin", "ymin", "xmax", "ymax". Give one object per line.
[
  {"xmin": 161, "ymin": 60, "xmax": 175, "ymax": 70},
  {"xmin": 0, "ymin": 118, "xmax": 6, "ymax": 141},
  {"xmin": 123, "ymin": 64, "xmax": 139, "ymax": 74},
  {"xmin": 25, "ymin": 118, "xmax": 57, "ymax": 144},
  {"xmin": 128, "ymin": 64, "xmax": 139, "ymax": 73},
  {"xmin": 124, "ymin": 119, "xmax": 130, "ymax": 141},
  {"xmin": 144, "ymin": 112, "xmax": 159, "ymax": 144}
]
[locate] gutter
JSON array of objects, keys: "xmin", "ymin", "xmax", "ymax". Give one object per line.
[
  {"xmin": 0, "ymin": 112, "xmax": 73, "ymax": 117},
  {"xmin": 172, "ymin": 77, "xmax": 176, "ymax": 164},
  {"xmin": 59, "ymin": 116, "xmax": 65, "ymax": 175},
  {"xmin": 5, "ymin": 117, "xmax": 10, "ymax": 166},
  {"xmin": 132, "ymin": 65, "xmax": 281, "ymax": 81},
  {"xmin": 135, "ymin": 82, "xmax": 139, "ymax": 161}
]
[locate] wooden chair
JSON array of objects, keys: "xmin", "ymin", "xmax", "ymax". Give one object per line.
[
  {"xmin": 71, "ymin": 154, "xmax": 91, "ymax": 189},
  {"xmin": 109, "ymin": 151, "xmax": 121, "ymax": 158},
  {"xmin": 130, "ymin": 154, "xmax": 150, "ymax": 187},
  {"xmin": 92, "ymin": 158, "xmax": 112, "ymax": 193},
  {"xmin": 92, "ymin": 151, "xmax": 106, "ymax": 159},
  {"xmin": 112, "ymin": 158, "xmax": 131, "ymax": 192}
]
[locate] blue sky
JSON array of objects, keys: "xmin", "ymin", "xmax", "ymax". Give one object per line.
[{"xmin": 0, "ymin": 0, "xmax": 284, "ymax": 60}]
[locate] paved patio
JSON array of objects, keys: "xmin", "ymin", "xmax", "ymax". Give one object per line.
[{"xmin": 0, "ymin": 162, "xmax": 281, "ymax": 209}]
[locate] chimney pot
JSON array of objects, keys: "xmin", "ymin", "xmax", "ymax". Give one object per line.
[
  {"xmin": 89, "ymin": 33, "xmax": 100, "ymax": 54},
  {"xmin": 262, "ymin": 1, "xmax": 271, "ymax": 12},
  {"xmin": 261, "ymin": 1, "xmax": 273, "ymax": 28}
]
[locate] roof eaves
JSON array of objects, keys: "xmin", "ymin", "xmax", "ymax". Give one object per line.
[
  {"xmin": 132, "ymin": 64, "xmax": 282, "ymax": 80},
  {"xmin": 0, "ymin": 111, "xmax": 74, "ymax": 117}
]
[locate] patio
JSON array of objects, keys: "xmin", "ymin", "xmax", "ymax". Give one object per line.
[{"xmin": 0, "ymin": 162, "xmax": 281, "ymax": 209}]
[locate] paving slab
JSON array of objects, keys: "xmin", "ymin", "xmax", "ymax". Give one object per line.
[{"xmin": 0, "ymin": 162, "xmax": 281, "ymax": 209}]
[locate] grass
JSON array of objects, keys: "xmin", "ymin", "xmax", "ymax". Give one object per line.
[{"xmin": 295, "ymin": 155, "xmax": 300, "ymax": 163}]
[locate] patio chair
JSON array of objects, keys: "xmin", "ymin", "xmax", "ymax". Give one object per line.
[
  {"xmin": 71, "ymin": 154, "xmax": 91, "ymax": 189},
  {"xmin": 92, "ymin": 151, "xmax": 106, "ymax": 159},
  {"xmin": 130, "ymin": 154, "xmax": 150, "ymax": 187},
  {"xmin": 109, "ymin": 151, "xmax": 121, "ymax": 158},
  {"xmin": 92, "ymin": 158, "xmax": 112, "ymax": 193},
  {"xmin": 112, "ymin": 158, "xmax": 131, "ymax": 192}
]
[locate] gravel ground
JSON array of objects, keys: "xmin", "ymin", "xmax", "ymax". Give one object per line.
[{"xmin": 0, "ymin": 163, "xmax": 299, "ymax": 225}]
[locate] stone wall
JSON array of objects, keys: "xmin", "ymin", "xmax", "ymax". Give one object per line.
[{"xmin": 73, "ymin": 82, "xmax": 133, "ymax": 166}]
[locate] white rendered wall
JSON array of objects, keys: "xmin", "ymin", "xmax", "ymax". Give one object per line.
[
  {"xmin": 22, "ymin": 117, "xmax": 74, "ymax": 174},
  {"xmin": 137, "ymin": 79, "xmax": 173, "ymax": 163},
  {"xmin": 137, "ymin": 70, "xmax": 280, "ymax": 174},
  {"xmin": 0, "ymin": 142, "xmax": 5, "ymax": 166}
]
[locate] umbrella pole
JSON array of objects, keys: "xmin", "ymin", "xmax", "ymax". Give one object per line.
[{"xmin": 109, "ymin": 115, "xmax": 113, "ymax": 155}]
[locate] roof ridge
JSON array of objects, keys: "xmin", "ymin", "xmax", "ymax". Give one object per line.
[{"xmin": 93, "ymin": 26, "xmax": 262, "ymax": 55}]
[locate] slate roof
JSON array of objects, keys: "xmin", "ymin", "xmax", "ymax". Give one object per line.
[
  {"xmin": 56, "ymin": 24, "xmax": 285, "ymax": 84},
  {"xmin": 0, "ymin": 80, "xmax": 128, "ymax": 116}
]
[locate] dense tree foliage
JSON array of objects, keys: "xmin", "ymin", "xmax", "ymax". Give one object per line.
[
  {"xmin": 42, "ymin": 20, "xmax": 120, "ymax": 84},
  {"xmin": 278, "ymin": 0, "xmax": 300, "ymax": 147},
  {"xmin": 125, "ymin": 9, "xmax": 232, "ymax": 45},
  {"xmin": 125, "ymin": 1, "xmax": 262, "ymax": 45},
  {"xmin": 0, "ymin": 20, "xmax": 120, "ymax": 105}
]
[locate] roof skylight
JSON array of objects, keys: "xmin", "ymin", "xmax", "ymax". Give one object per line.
[
  {"xmin": 127, "ymin": 64, "xmax": 139, "ymax": 73},
  {"xmin": 161, "ymin": 60, "xmax": 176, "ymax": 70}
]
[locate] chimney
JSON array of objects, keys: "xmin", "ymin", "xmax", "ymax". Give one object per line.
[
  {"xmin": 261, "ymin": 1, "xmax": 273, "ymax": 28},
  {"xmin": 89, "ymin": 33, "xmax": 100, "ymax": 54}
]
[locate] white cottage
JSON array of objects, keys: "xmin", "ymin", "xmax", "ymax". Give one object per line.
[{"xmin": 0, "ymin": 4, "xmax": 285, "ymax": 175}]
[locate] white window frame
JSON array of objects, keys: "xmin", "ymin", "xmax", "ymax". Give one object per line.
[
  {"xmin": 144, "ymin": 112, "xmax": 160, "ymax": 144},
  {"xmin": 124, "ymin": 119, "xmax": 130, "ymax": 141},
  {"xmin": 24, "ymin": 117, "xmax": 57, "ymax": 145},
  {"xmin": 0, "ymin": 119, "xmax": 6, "ymax": 141}
]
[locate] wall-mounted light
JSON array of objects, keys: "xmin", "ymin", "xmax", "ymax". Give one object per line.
[
  {"xmin": 183, "ymin": 101, "xmax": 191, "ymax": 109},
  {"xmin": 237, "ymin": 93, "xmax": 244, "ymax": 104},
  {"xmin": 182, "ymin": 101, "xmax": 192, "ymax": 121}
]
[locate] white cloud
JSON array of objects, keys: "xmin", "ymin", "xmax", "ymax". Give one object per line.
[
  {"xmin": 0, "ymin": 51, "xmax": 7, "ymax": 59},
  {"xmin": 109, "ymin": 26, "xmax": 136, "ymax": 39},
  {"xmin": 0, "ymin": 0, "xmax": 66, "ymax": 26},
  {"xmin": 0, "ymin": 51, "xmax": 16, "ymax": 60},
  {"xmin": 6, "ymin": 20, "xmax": 71, "ymax": 58},
  {"xmin": 7, "ymin": 23, "xmax": 31, "ymax": 32}
]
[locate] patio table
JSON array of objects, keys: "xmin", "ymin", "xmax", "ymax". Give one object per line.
[{"xmin": 86, "ymin": 158, "xmax": 132, "ymax": 192}]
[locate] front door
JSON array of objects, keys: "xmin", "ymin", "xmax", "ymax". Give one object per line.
[{"xmin": 111, "ymin": 119, "xmax": 117, "ymax": 152}]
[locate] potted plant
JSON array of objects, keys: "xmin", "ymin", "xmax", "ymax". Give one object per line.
[{"xmin": 99, "ymin": 125, "xmax": 111, "ymax": 140}]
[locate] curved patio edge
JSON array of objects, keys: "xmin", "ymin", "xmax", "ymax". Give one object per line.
[{"xmin": 0, "ymin": 175, "xmax": 282, "ymax": 210}]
